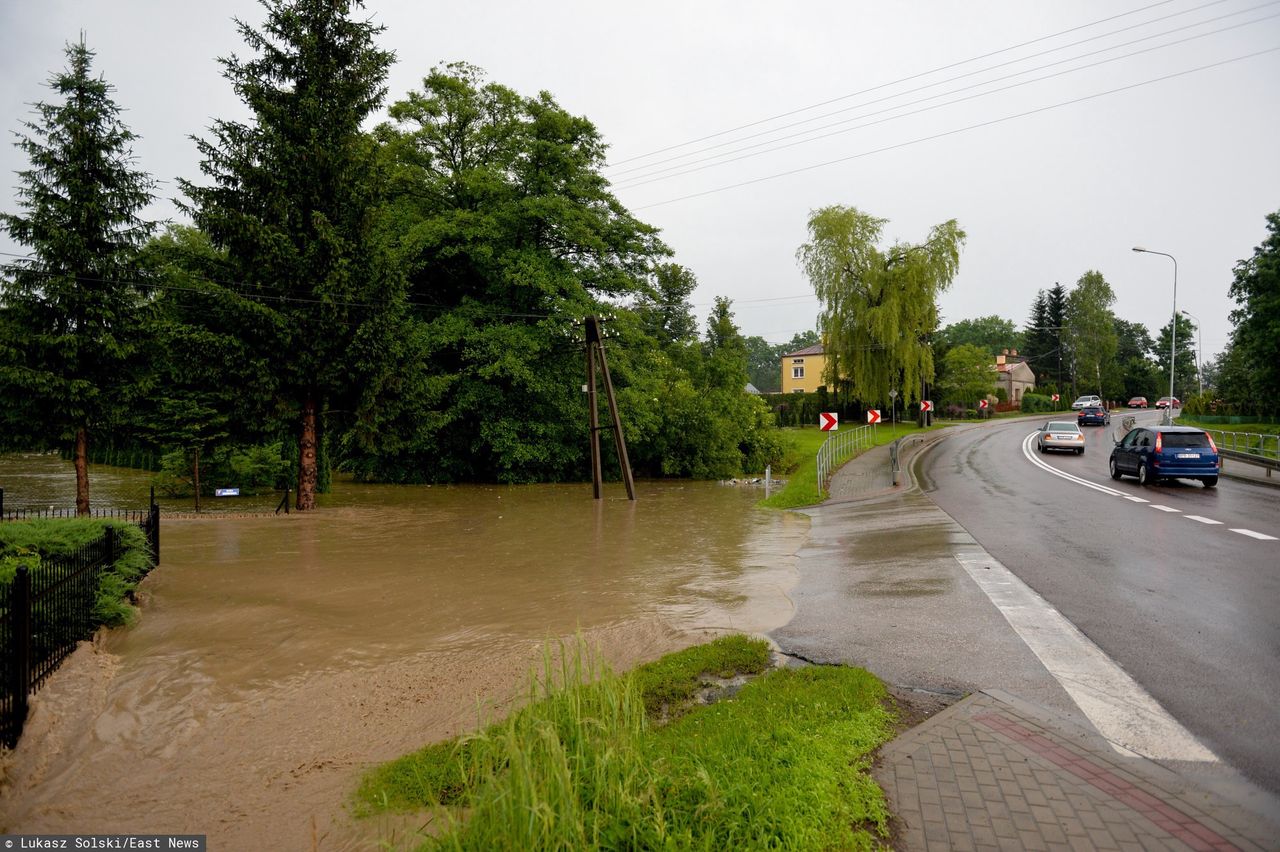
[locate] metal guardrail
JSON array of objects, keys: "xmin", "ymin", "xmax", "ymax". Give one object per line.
[
  {"xmin": 816, "ymin": 424, "xmax": 872, "ymax": 491},
  {"xmin": 1201, "ymin": 429, "xmax": 1279, "ymax": 462}
]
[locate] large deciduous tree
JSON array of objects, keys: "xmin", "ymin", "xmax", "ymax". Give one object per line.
[
  {"xmin": 937, "ymin": 343, "xmax": 995, "ymax": 408},
  {"xmin": 935, "ymin": 315, "xmax": 1023, "ymax": 357},
  {"xmin": 797, "ymin": 206, "xmax": 964, "ymax": 406},
  {"xmin": 0, "ymin": 37, "xmax": 155, "ymax": 514},
  {"xmin": 1154, "ymin": 314, "xmax": 1198, "ymax": 402},
  {"xmin": 1064, "ymin": 270, "xmax": 1118, "ymax": 397},
  {"xmin": 361, "ymin": 62, "xmax": 668, "ymax": 483},
  {"xmin": 1228, "ymin": 209, "xmax": 1280, "ymax": 415},
  {"xmin": 179, "ymin": 0, "xmax": 395, "ymax": 510}
]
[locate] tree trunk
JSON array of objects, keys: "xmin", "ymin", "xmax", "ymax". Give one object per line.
[
  {"xmin": 296, "ymin": 396, "xmax": 318, "ymax": 511},
  {"xmin": 74, "ymin": 427, "xmax": 90, "ymax": 516},
  {"xmin": 193, "ymin": 446, "xmax": 201, "ymax": 514}
]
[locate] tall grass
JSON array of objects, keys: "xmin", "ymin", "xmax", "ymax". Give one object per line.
[{"xmin": 357, "ymin": 635, "xmax": 895, "ymax": 850}]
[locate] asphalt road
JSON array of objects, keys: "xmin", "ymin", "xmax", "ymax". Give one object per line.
[{"xmin": 917, "ymin": 412, "xmax": 1280, "ymax": 794}]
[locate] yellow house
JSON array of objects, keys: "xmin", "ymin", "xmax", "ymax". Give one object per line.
[{"xmin": 780, "ymin": 343, "xmax": 828, "ymax": 393}]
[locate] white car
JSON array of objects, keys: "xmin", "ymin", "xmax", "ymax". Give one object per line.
[{"xmin": 1071, "ymin": 394, "xmax": 1102, "ymax": 410}]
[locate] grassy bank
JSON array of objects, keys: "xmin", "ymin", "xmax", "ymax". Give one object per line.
[
  {"xmin": 1175, "ymin": 416, "xmax": 1280, "ymax": 435},
  {"xmin": 356, "ymin": 635, "xmax": 896, "ymax": 850},
  {"xmin": 0, "ymin": 518, "xmax": 152, "ymax": 626},
  {"xmin": 760, "ymin": 422, "xmax": 941, "ymax": 509}
]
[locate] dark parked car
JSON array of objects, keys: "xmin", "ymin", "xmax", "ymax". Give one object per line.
[
  {"xmin": 1077, "ymin": 406, "xmax": 1110, "ymax": 426},
  {"xmin": 1109, "ymin": 426, "xmax": 1220, "ymax": 487}
]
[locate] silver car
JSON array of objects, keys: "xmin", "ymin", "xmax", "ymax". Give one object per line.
[{"xmin": 1036, "ymin": 420, "xmax": 1086, "ymax": 454}]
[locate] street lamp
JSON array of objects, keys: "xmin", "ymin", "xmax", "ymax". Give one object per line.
[
  {"xmin": 1179, "ymin": 309, "xmax": 1202, "ymax": 398},
  {"xmin": 1132, "ymin": 247, "xmax": 1178, "ymax": 424}
]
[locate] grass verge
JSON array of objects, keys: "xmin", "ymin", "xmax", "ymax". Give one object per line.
[
  {"xmin": 355, "ymin": 635, "xmax": 896, "ymax": 850},
  {"xmin": 759, "ymin": 422, "xmax": 942, "ymax": 510},
  {"xmin": 0, "ymin": 517, "xmax": 152, "ymax": 626}
]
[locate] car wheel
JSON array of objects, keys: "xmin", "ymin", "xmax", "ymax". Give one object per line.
[
  {"xmin": 1138, "ymin": 463, "xmax": 1150, "ymax": 486},
  {"xmin": 1038, "ymin": 442, "xmax": 1046, "ymax": 453},
  {"xmin": 1203, "ymin": 476, "xmax": 1218, "ymax": 488},
  {"xmin": 1109, "ymin": 458, "xmax": 1122, "ymax": 480},
  {"xmin": 1077, "ymin": 447, "xmax": 1084, "ymax": 455}
]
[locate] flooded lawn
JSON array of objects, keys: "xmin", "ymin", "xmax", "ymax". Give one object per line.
[{"xmin": 0, "ymin": 457, "xmax": 805, "ymax": 849}]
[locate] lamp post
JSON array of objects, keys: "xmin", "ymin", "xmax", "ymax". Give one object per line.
[
  {"xmin": 1179, "ymin": 309, "xmax": 1202, "ymax": 398},
  {"xmin": 1132, "ymin": 247, "xmax": 1177, "ymax": 424}
]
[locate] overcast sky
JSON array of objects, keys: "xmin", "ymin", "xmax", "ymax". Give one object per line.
[{"xmin": 2, "ymin": 1, "xmax": 1277, "ymax": 362}]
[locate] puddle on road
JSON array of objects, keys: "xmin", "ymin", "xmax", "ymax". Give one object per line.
[{"xmin": 0, "ymin": 461, "xmax": 806, "ymax": 849}]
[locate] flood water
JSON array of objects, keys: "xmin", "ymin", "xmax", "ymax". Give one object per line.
[{"xmin": 0, "ymin": 454, "xmax": 806, "ymax": 849}]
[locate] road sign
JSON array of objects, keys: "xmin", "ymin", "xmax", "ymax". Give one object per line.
[
  {"xmin": 978, "ymin": 399, "xmax": 989, "ymax": 409},
  {"xmin": 819, "ymin": 412, "xmax": 838, "ymax": 431},
  {"xmin": 1051, "ymin": 393, "xmax": 1060, "ymax": 402},
  {"xmin": 866, "ymin": 409, "xmax": 881, "ymax": 424},
  {"xmin": 920, "ymin": 400, "xmax": 933, "ymax": 412},
  {"xmin": 214, "ymin": 488, "xmax": 240, "ymax": 497}
]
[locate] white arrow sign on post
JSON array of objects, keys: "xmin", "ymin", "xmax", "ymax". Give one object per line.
[
  {"xmin": 819, "ymin": 412, "xmax": 838, "ymax": 431},
  {"xmin": 866, "ymin": 409, "xmax": 881, "ymax": 424},
  {"xmin": 920, "ymin": 400, "xmax": 933, "ymax": 412}
]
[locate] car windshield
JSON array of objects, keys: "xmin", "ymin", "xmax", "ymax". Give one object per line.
[
  {"xmin": 1162, "ymin": 432, "xmax": 1210, "ymax": 448},
  {"xmin": 1047, "ymin": 422, "xmax": 1078, "ymax": 431}
]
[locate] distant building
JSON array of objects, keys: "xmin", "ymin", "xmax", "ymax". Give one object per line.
[
  {"xmin": 745, "ymin": 382, "xmax": 762, "ymax": 395},
  {"xmin": 780, "ymin": 343, "xmax": 827, "ymax": 393},
  {"xmin": 994, "ymin": 349, "xmax": 1036, "ymax": 404}
]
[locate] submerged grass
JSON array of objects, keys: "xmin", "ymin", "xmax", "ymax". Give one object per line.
[{"xmin": 356, "ymin": 635, "xmax": 896, "ymax": 850}]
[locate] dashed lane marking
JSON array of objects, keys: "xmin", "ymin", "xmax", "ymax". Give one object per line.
[{"xmin": 1022, "ymin": 432, "xmax": 1275, "ymax": 541}]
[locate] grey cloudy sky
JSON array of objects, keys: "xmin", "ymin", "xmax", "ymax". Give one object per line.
[{"xmin": 2, "ymin": 1, "xmax": 1277, "ymax": 362}]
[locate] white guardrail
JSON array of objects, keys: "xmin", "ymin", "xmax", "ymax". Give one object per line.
[
  {"xmin": 816, "ymin": 424, "xmax": 872, "ymax": 491},
  {"xmin": 1200, "ymin": 429, "xmax": 1279, "ymax": 462}
]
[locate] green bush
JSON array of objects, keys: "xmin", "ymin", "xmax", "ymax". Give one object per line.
[
  {"xmin": 1021, "ymin": 393, "xmax": 1056, "ymax": 413},
  {"xmin": 0, "ymin": 518, "xmax": 153, "ymax": 626},
  {"xmin": 155, "ymin": 442, "xmax": 289, "ymax": 498}
]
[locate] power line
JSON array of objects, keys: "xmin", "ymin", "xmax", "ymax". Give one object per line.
[
  {"xmin": 614, "ymin": 5, "xmax": 1279, "ymax": 189},
  {"xmin": 609, "ymin": 0, "xmax": 1254, "ymax": 180},
  {"xmin": 605, "ymin": 0, "xmax": 1193, "ymax": 167},
  {"xmin": 630, "ymin": 46, "xmax": 1279, "ymax": 210}
]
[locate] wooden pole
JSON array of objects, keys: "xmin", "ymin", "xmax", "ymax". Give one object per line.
[
  {"xmin": 584, "ymin": 316, "xmax": 636, "ymax": 501},
  {"xmin": 586, "ymin": 332, "xmax": 603, "ymax": 499}
]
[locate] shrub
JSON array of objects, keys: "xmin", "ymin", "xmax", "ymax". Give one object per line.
[{"xmin": 1021, "ymin": 393, "xmax": 1056, "ymax": 413}]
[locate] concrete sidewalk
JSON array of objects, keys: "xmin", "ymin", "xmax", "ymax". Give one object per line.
[{"xmin": 771, "ymin": 425, "xmax": 1280, "ymax": 851}]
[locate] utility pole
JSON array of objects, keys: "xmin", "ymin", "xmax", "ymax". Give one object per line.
[{"xmin": 584, "ymin": 316, "xmax": 636, "ymax": 501}]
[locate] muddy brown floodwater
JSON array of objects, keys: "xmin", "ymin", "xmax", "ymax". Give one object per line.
[{"xmin": 0, "ymin": 456, "xmax": 805, "ymax": 850}]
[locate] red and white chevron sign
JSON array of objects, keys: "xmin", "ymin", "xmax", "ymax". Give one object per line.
[
  {"xmin": 1051, "ymin": 393, "xmax": 1060, "ymax": 402},
  {"xmin": 978, "ymin": 399, "xmax": 990, "ymax": 409},
  {"xmin": 866, "ymin": 409, "xmax": 881, "ymax": 424},
  {"xmin": 819, "ymin": 412, "xmax": 838, "ymax": 431},
  {"xmin": 920, "ymin": 400, "xmax": 933, "ymax": 412}
]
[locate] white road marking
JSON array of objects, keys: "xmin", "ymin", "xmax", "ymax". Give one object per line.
[
  {"xmin": 1021, "ymin": 433, "xmax": 1125, "ymax": 497},
  {"xmin": 1151, "ymin": 505, "xmax": 1181, "ymax": 513},
  {"xmin": 1185, "ymin": 515, "xmax": 1223, "ymax": 525},
  {"xmin": 957, "ymin": 552, "xmax": 1218, "ymax": 763},
  {"xmin": 1123, "ymin": 496, "xmax": 1150, "ymax": 503},
  {"xmin": 1230, "ymin": 528, "xmax": 1277, "ymax": 540}
]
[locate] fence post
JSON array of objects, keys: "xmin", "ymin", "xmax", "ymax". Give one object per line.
[
  {"xmin": 0, "ymin": 486, "xmax": 4, "ymax": 518},
  {"xmin": 12, "ymin": 565, "xmax": 32, "ymax": 740},
  {"xmin": 149, "ymin": 497, "xmax": 160, "ymax": 567}
]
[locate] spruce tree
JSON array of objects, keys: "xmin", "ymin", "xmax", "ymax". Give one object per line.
[
  {"xmin": 0, "ymin": 37, "xmax": 155, "ymax": 514},
  {"xmin": 180, "ymin": 0, "xmax": 395, "ymax": 510}
]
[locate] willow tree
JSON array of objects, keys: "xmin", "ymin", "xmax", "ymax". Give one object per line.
[{"xmin": 797, "ymin": 206, "xmax": 964, "ymax": 406}]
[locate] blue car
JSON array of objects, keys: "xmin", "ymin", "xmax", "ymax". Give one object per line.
[
  {"xmin": 1077, "ymin": 406, "xmax": 1110, "ymax": 426},
  {"xmin": 1109, "ymin": 426, "xmax": 1221, "ymax": 487}
]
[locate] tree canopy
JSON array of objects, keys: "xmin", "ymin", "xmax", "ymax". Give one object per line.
[
  {"xmin": 1064, "ymin": 270, "xmax": 1118, "ymax": 397},
  {"xmin": 1228, "ymin": 209, "xmax": 1280, "ymax": 416},
  {"xmin": 797, "ymin": 206, "xmax": 964, "ymax": 406}
]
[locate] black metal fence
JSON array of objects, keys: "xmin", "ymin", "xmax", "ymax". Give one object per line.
[{"xmin": 0, "ymin": 493, "xmax": 160, "ymax": 748}]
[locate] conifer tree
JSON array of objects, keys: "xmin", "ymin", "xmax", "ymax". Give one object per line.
[
  {"xmin": 180, "ymin": 0, "xmax": 395, "ymax": 510},
  {"xmin": 0, "ymin": 37, "xmax": 155, "ymax": 514}
]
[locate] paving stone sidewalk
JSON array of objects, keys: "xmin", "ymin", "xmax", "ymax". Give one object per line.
[{"xmin": 874, "ymin": 690, "xmax": 1279, "ymax": 852}]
